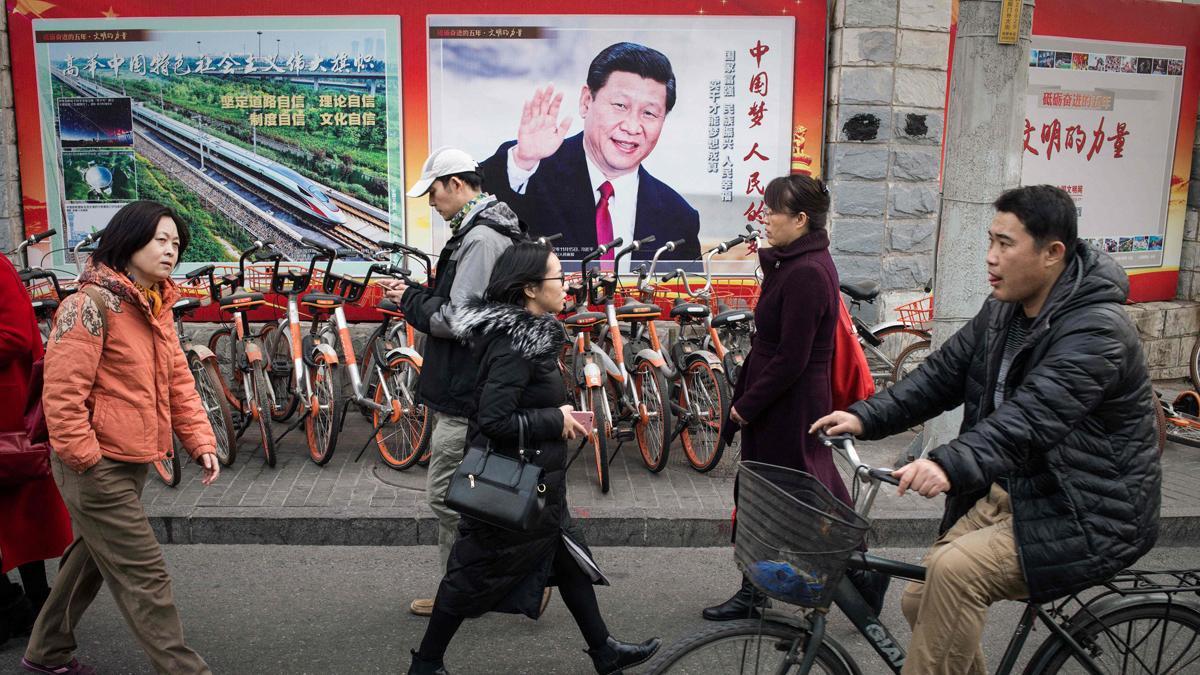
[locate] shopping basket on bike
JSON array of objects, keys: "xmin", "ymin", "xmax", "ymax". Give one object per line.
[{"xmin": 734, "ymin": 461, "xmax": 869, "ymax": 609}]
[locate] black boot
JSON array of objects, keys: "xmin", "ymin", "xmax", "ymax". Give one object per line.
[
  {"xmin": 0, "ymin": 586, "xmax": 35, "ymax": 642},
  {"xmin": 407, "ymin": 649, "xmax": 448, "ymax": 675},
  {"xmin": 702, "ymin": 576, "xmax": 769, "ymax": 621},
  {"xmin": 586, "ymin": 636, "xmax": 662, "ymax": 675}
]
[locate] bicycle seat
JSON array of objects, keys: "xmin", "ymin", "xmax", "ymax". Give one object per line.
[
  {"xmin": 171, "ymin": 297, "xmax": 202, "ymax": 316},
  {"xmin": 615, "ymin": 302, "xmax": 662, "ymax": 322},
  {"xmin": 31, "ymin": 298, "xmax": 58, "ymax": 317},
  {"xmin": 376, "ymin": 299, "xmax": 404, "ymax": 317},
  {"xmin": 218, "ymin": 292, "xmax": 267, "ymax": 311},
  {"xmin": 563, "ymin": 312, "xmax": 607, "ymax": 331},
  {"xmin": 669, "ymin": 302, "xmax": 710, "ymax": 321},
  {"xmin": 840, "ymin": 278, "xmax": 880, "ymax": 302},
  {"xmin": 301, "ymin": 293, "xmax": 345, "ymax": 310},
  {"xmin": 711, "ymin": 308, "xmax": 754, "ymax": 328}
]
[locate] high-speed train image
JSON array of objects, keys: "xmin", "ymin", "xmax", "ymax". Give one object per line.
[{"xmin": 55, "ymin": 71, "xmax": 348, "ymax": 226}]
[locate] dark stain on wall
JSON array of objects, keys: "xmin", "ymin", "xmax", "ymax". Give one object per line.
[
  {"xmin": 843, "ymin": 114, "xmax": 880, "ymax": 141},
  {"xmin": 904, "ymin": 114, "xmax": 929, "ymax": 137}
]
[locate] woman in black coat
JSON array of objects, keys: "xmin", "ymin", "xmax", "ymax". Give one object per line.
[
  {"xmin": 705, "ymin": 175, "xmax": 878, "ymax": 621},
  {"xmin": 407, "ymin": 242, "xmax": 661, "ymax": 675}
]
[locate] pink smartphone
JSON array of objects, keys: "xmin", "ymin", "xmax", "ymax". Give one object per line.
[{"xmin": 570, "ymin": 411, "xmax": 594, "ymax": 430}]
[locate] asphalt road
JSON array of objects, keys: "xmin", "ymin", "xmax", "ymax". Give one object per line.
[{"xmin": 2, "ymin": 545, "xmax": 1197, "ymax": 674}]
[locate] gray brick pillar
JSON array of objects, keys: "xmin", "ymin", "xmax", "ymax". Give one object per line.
[
  {"xmin": 827, "ymin": 0, "xmax": 950, "ymax": 323},
  {"xmin": 1176, "ymin": 103, "xmax": 1200, "ymax": 302},
  {"xmin": 0, "ymin": 10, "xmax": 23, "ymax": 253}
]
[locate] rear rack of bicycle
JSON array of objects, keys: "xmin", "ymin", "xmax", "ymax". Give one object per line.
[{"xmin": 1101, "ymin": 569, "xmax": 1200, "ymax": 595}]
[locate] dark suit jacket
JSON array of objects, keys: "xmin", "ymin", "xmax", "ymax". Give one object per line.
[{"xmin": 480, "ymin": 133, "xmax": 701, "ymax": 262}]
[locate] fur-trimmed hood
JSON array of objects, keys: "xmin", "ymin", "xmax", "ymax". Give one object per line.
[{"xmin": 453, "ymin": 297, "xmax": 566, "ymax": 360}]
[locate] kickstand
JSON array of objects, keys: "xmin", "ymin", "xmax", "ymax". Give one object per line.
[
  {"xmin": 353, "ymin": 417, "xmax": 391, "ymax": 463},
  {"xmin": 273, "ymin": 409, "xmax": 309, "ymax": 446},
  {"xmin": 564, "ymin": 437, "xmax": 588, "ymax": 470}
]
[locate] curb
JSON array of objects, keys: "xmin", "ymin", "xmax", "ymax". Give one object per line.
[{"xmin": 147, "ymin": 511, "xmax": 1200, "ymax": 548}]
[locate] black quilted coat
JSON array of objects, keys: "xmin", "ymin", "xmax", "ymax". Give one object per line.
[
  {"xmin": 434, "ymin": 299, "xmax": 604, "ymax": 619},
  {"xmin": 848, "ymin": 243, "xmax": 1160, "ymax": 602}
]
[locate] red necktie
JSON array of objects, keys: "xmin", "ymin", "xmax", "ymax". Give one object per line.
[{"xmin": 596, "ymin": 181, "xmax": 615, "ymax": 260}]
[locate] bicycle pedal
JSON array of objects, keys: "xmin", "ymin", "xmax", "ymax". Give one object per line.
[{"xmin": 615, "ymin": 427, "xmax": 636, "ymax": 441}]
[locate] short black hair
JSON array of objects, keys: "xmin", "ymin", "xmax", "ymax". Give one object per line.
[
  {"xmin": 993, "ymin": 185, "xmax": 1077, "ymax": 258},
  {"xmin": 485, "ymin": 242, "xmax": 552, "ymax": 307},
  {"xmin": 91, "ymin": 200, "xmax": 189, "ymax": 272},
  {"xmin": 586, "ymin": 42, "xmax": 677, "ymax": 112},
  {"xmin": 763, "ymin": 175, "xmax": 830, "ymax": 231},
  {"xmin": 434, "ymin": 170, "xmax": 484, "ymax": 192}
]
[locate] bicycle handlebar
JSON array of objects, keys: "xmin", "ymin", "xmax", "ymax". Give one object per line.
[
  {"xmin": 580, "ymin": 238, "xmax": 623, "ymax": 266},
  {"xmin": 536, "ymin": 232, "xmax": 563, "ymax": 246},
  {"xmin": 612, "ymin": 235, "xmax": 655, "ymax": 262},
  {"xmin": 818, "ymin": 433, "xmax": 901, "ymax": 486}
]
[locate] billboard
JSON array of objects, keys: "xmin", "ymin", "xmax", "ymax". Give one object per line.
[
  {"xmin": 1024, "ymin": 0, "xmax": 1200, "ymax": 302},
  {"xmin": 427, "ymin": 15, "xmax": 794, "ymax": 271},
  {"xmin": 1023, "ymin": 37, "xmax": 1185, "ymax": 270},
  {"xmin": 28, "ymin": 17, "xmax": 403, "ymax": 263}
]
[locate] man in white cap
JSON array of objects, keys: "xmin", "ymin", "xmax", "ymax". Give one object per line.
[{"xmin": 383, "ymin": 147, "xmax": 524, "ymax": 616}]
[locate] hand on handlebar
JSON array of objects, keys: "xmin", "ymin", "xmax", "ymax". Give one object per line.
[
  {"xmin": 380, "ymin": 278, "xmax": 409, "ymax": 301},
  {"xmin": 892, "ymin": 459, "xmax": 950, "ymax": 498},
  {"xmin": 809, "ymin": 411, "xmax": 864, "ymax": 437}
]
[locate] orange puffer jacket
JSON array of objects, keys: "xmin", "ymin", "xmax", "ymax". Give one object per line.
[{"xmin": 43, "ymin": 263, "xmax": 216, "ymax": 473}]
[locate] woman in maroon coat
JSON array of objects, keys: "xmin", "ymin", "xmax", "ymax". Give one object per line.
[
  {"xmin": 0, "ymin": 253, "xmax": 72, "ymax": 647},
  {"xmin": 704, "ymin": 175, "xmax": 857, "ymax": 621}
]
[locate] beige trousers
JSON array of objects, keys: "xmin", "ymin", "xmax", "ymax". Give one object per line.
[
  {"xmin": 426, "ymin": 411, "xmax": 469, "ymax": 571},
  {"xmin": 900, "ymin": 483, "xmax": 1029, "ymax": 675},
  {"xmin": 25, "ymin": 455, "xmax": 210, "ymax": 675}
]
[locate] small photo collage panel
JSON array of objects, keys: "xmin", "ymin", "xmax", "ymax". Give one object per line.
[
  {"xmin": 1030, "ymin": 49, "xmax": 1183, "ymax": 76},
  {"xmin": 1084, "ymin": 236, "xmax": 1164, "ymax": 253}
]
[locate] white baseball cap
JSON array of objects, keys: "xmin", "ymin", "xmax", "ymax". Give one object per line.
[{"xmin": 406, "ymin": 146, "xmax": 479, "ymax": 198}]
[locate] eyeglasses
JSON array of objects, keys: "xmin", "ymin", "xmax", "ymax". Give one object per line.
[{"xmin": 541, "ymin": 273, "xmax": 566, "ymax": 285}]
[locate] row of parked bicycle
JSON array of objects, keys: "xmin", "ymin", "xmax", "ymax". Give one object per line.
[{"xmin": 13, "ymin": 227, "xmax": 935, "ymax": 490}]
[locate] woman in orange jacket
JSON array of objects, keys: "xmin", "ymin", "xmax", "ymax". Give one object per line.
[{"xmin": 21, "ymin": 201, "xmax": 219, "ymax": 675}]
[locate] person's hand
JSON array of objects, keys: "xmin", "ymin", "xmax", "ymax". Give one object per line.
[
  {"xmin": 892, "ymin": 459, "xmax": 950, "ymax": 498},
  {"xmin": 381, "ymin": 279, "xmax": 408, "ymax": 302},
  {"xmin": 809, "ymin": 411, "xmax": 864, "ymax": 437},
  {"xmin": 514, "ymin": 84, "xmax": 573, "ymax": 170},
  {"xmin": 198, "ymin": 453, "xmax": 220, "ymax": 486},
  {"xmin": 729, "ymin": 406, "xmax": 748, "ymax": 426},
  {"xmin": 559, "ymin": 404, "xmax": 587, "ymax": 440}
]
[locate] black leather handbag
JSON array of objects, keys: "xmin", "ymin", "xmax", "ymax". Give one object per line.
[{"xmin": 445, "ymin": 415, "xmax": 546, "ymax": 532}]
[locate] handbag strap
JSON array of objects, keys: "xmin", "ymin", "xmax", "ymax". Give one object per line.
[{"xmin": 517, "ymin": 413, "xmax": 527, "ymax": 462}]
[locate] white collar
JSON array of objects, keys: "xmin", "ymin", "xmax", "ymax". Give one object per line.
[{"xmin": 583, "ymin": 153, "xmax": 640, "ymax": 203}]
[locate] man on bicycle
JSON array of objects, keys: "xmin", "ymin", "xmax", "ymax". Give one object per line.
[
  {"xmin": 813, "ymin": 185, "xmax": 1161, "ymax": 674},
  {"xmin": 382, "ymin": 147, "xmax": 525, "ymax": 616}
]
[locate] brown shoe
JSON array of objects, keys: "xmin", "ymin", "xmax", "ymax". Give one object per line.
[
  {"xmin": 538, "ymin": 587, "xmax": 553, "ymax": 617},
  {"xmin": 409, "ymin": 598, "xmax": 434, "ymax": 617}
]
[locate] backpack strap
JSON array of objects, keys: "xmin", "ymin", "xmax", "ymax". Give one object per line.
[{"xmin": 80, "ymin": 285, "xmax": 109, "ymax": 347}]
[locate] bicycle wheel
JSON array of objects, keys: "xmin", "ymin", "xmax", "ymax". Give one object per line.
[
  {"xmin": 305, "ymin": 356, "xmax": 343, "ymax": 466},
  {"xmin": 188, "ymin": 353, "xmax": 237, "ymax": 467},
  {"xmin": 1028, "ymin": 601, "xmax": 1200, "ymax": 674},
  {"xmin": 249, "ymin": 363, "xmax": 277, "ymax": 467},
  {"xmin": 155, "ymin": 436, "xmax": 183, "ymax": 487},
  {"xmin": 357, "ymin": 323, "xmax": 388, "ymax": 420},
  {"xmin": 1165, "ymin": 416, "xmax": 1200, "ymax": 448},
  {"xmin": 207, "ymin": 327, "xmax": 241, "ymax": 409},
  {"xmin": 262, "ymin": 321, "xmax": 299, "ymax": 422},
  {"xmin": 373, "ymin": 356, "xmax": 431, "ymax": 470},
  {"xmin": 634, "ymin": 361, "xmax": 673, "ymax": 473},
  {"xmin": 650, "ymin": 619, "xmax": 853, "ymax": 674},
  {"xmin": 1190, "ymin": 338, "xmax": 1200, "ymax": 391},
  {"xmin": 864, "ymin": 326, "xmax": 929, "ymax": 390},
  {"xmin": 892, "ymin": 339, "xmax": 933, "ymax": 383},
  {"xmin": 679, "ymin": 359, "xmax": 730, "ymax": 473},
  {"xmin": 582, "ymin": 384, "xmax": 611, "ymax": 493}
]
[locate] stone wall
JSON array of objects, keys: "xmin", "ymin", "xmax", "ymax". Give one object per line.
[
  {"xmin": 0, "ymin": 9, "xmax": 22, "ymax": 253},
  {"xmin": 826, "ymin": 0, "xmax": 951, "ymax": 323}
]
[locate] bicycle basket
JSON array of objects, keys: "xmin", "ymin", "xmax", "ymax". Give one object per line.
[
  {"xmin": 734, "ymin": 461, "xmax": 869, "ymax": 608},
  {"xmin": 894, "ymin": 295, "xmax": 933, "ymax": 331}
]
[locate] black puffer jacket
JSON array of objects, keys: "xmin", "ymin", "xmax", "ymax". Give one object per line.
[
  {"xmin": 848, "ymin": 243, "xmax": 1160, "ymax": 602},
  {"xmin": 433, "ymin": 299, "xmax": 601, "ymax": 619}
]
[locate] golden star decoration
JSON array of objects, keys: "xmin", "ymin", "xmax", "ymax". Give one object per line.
[
  {"xmin": 12, "ymin": 0, "xmax": 57, "ymax": 17},
  {"xmin": 102, "ymin": 6, "xmax": 118, "ymax": 17}
]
